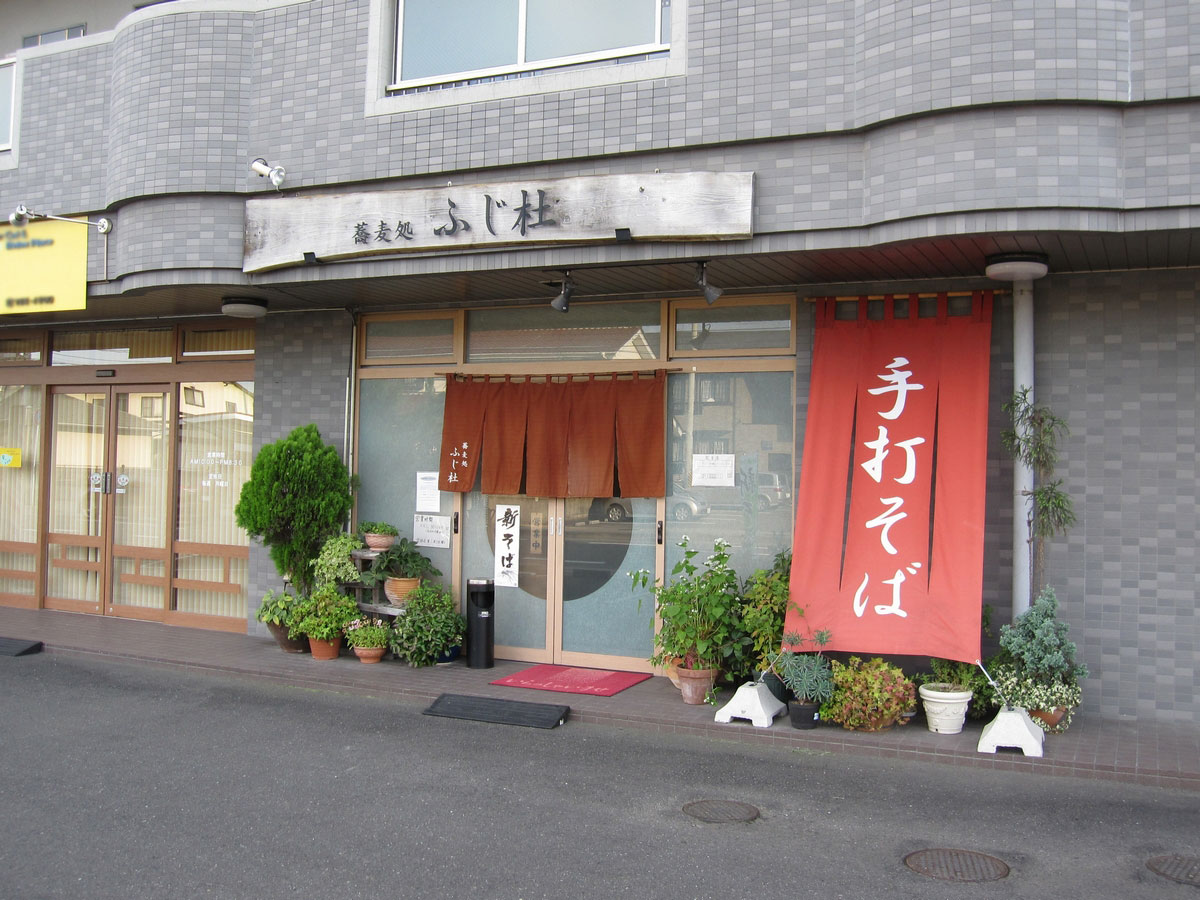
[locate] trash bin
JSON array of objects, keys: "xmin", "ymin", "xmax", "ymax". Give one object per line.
[{"xmin": 467, "ymin": 578, "xmax": 495, "ymax": 669}]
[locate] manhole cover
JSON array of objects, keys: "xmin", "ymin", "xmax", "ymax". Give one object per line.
[
  {"xmin": 1147, "ymin": 855, "xmax": 1200, "ymax": 886},
  {"xmin": 682, "ymin": 799, "xmax": 760, "ymax": 823},
  {"xmin": 904, "ymin": 848, "xmax": 1010, "ymax": 883}
]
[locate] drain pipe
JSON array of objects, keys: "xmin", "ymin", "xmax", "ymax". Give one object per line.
[{"xmin": 985, "ymin": 253, "xmax": 1049, "ymax": 619}]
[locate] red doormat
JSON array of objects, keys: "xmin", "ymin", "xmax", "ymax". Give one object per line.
[{"xmin": 490, "ymin": 664, "xmax": 651, "ymax": 697}]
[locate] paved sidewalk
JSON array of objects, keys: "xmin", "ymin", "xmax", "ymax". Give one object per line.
[{"xmin": 2, "ymin": 606, "xmax": 1196, "ymax": 791}]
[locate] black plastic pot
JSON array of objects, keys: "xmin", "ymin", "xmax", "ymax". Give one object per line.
[
  {"xmin": 761, "ymin": 671, "xmax": 790, "ymax": 704},
  {"xmin": 789, "ymin": 700, "xmax": 821, "ymax": 729}
]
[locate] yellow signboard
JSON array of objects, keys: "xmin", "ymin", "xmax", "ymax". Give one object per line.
[
  {"xmin": 0, "ymin": 448, "xmax": 21, "ymax": 468},
  {"xmin": 1, "ymin": 218, "xmax": 88, "ymax": 314}
]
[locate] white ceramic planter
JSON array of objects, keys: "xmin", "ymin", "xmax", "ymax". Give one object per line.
[{"xmin": 918, "ymin": 683, "xmax": 974, "ymax": 734}]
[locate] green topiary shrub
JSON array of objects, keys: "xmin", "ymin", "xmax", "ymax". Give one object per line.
[{"xmin": 235, "ymin": 424, "xmax": 353, "ymax": 596}]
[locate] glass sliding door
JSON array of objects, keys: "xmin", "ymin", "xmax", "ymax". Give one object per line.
[
  {"xmin": 45, "ymin": 386, "xmax": 173, "ymax": 619},
  {"xmin": 0, "ymin": 385, "xmax": 44, "ymax": 607},
  {"xmin": 46, "ymin": 391, "xmax": 109, "ymax": 612},
  {"xmin": 558, "ymin": 495, "xmax": 655, "ymax": 668},
  {"xmin": 463, "ymin": 492, "xmax": 554, "ymax": 661}
]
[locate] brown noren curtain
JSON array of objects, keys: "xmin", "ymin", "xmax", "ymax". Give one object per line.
[{"xmin": 439, "ymin": 371, "xmax": 665, "ymax": 498}]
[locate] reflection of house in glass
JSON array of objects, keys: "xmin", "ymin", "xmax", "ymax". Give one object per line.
[{"xmin": 668, "ymin": 373, "xmax": 792, "ymax": 509}]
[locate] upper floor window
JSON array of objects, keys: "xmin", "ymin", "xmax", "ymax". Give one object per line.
[
  {"xmin": 0, "ymin": 59, "xmax": 13, "ymax": 151},
  {"xmin": 394, "ymin": 0, "xmax": 670, "ymax": 90},
  {"xmin": 22, "ymin": 25, "xmax": 85, "ymax": 49}
]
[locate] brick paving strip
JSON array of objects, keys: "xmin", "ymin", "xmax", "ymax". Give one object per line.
[{"xmin": 1, "ymin": 606, "xmax": 1196, "ymax": 792}]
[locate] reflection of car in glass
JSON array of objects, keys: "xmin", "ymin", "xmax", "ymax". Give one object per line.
[
  {"xmin": 757, "ymin": 473, "xmax": 791, "ymax": 509},
  {"xmin": 589, "ymin": 491, "xmax": 711, "ymax": 523},
  {"xmin": 668, "ymin": 489, "xmax": 710, "ymax": 522}
]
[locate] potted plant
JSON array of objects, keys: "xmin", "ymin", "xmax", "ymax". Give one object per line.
[
  {"xmin": 344, "ymin": 616, "xmax": 391, "ymax": 663},
  {"xmin": 313, "ymin": 533, "xmax": 365, "ymax": 590},
  {"xmin": 389, "ymin": 582, "xmax": 466, "ymax": 667},
  {"xmin": 630, "ymin": 536, "xmax": 742, "ymax": 705},
  {"xmin": 766, "ymin": 626, "xmax": 833, "ymax": 729},
  {"xmin": 992, "ymin": 586, "xmax": 1087, "ymax": 732},
  {"xmin": 291, "ymin": 585, "xmax": 359, "ymax": 660},
  {"xmin": 255, "ymin": 589, "xmax": 308, "ymax": 653},
  {"xmin": 357, "ymin": 520, "xmax": 399, "ymax": 550},
  {"xmin": 822, "ymin": 656, "xmax": 916, "ymax": 731},
  {"xmin": 917, "ymin": 679, "xmax": 974, "ymax": 735},
  {"xmin": 361, "ymin": 537, "xmax": 442, "ymax": 605},
  {"xmin": 1001, "ymin": 388, "xmax": 1077, "ymax": 601},
  {"xmin": 740, "ymin": 550, "xmax": 793, "ymax": 702},
  {"xmin": 235, "ymin": 424, "xmax": 355, "ymax": 597}
]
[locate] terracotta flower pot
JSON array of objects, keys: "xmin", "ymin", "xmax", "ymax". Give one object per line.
[
  {"xmin": 363, "ymin": 533, "xmax": 396, "ymax": 550},
  {"xmin": 383, "ymin": 576, "xmax": 420, "ymax": 604},
  {"xmin": 675, "ymin": 666, "xmax": 718, "ymax": 705},
  {"xmin": 309, "ymin": 635, "xmax": 342, "ymax": 660},
  {"xmin": 353, "ymin": 646, "xmax": 386, "ymax": 664},
  {"xmin": 1030, "ymin": 706, "xmax": 1067, "ymax": 729}
]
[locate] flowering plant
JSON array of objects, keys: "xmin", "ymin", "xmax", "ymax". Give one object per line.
[
  {"xmin": 630, "ymin": 536, "xmax": 745, "ymax": 672},
  {"xmin": 822, "ymin": 656, "xmax": 915, "ymax": 731},
  {"xmin": 344, "ymin": 616, "xmax": 391, "ymax": 649}
]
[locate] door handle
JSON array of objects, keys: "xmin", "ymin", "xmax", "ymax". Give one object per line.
[
  {"xmin": 657, "ymin": 520, "xmax": 663, "ymax": 545},
  {"xmin": 103, "ymin": 472, "xmax": 113, "ymax": 494}
]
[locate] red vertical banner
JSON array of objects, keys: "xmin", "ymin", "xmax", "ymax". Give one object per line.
[{"xmin": 786, "ymin": 294, "xmax": 993, "ymax": 663}]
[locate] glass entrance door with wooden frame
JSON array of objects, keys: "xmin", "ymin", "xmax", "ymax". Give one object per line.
[
  {"xmin": 45, "ymin": 386, "xmax": 171, "ymax": 619},
  {"xmin": 462, "ymin": 492, "xmax": 656, "ymax": 671}
]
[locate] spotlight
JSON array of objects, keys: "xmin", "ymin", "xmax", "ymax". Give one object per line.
[
  {"xmin": 550, "ymin": 272, "xmax": 575, "ymax": 313},
  {"xmin": 221, "ymin": 297, "xmax": 269, "ymax": 319},
  {"xmin": 8, "ymin": 204, "xmax": 112, "ymax": 233},
  {"xmin": 250, "ymin": 158, "xmax": 286, "ymax": 190},
  {"xmin": 614, "ymin": 227, "xmax": 633, "ymax": 243},
  {"xmin": 695, "ymin": 261, "xmax": 723, "ymax": 304}
]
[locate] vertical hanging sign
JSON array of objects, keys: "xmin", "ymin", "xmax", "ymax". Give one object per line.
[
  {"xmin": 494, "ymin": 504, "xmax": 520, "ymax": 588},
  {"xmin": 787, "ymin": 294, "xmax": 994, "ymax": 663}
]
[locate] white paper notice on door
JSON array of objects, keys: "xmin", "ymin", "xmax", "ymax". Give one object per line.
[
  {"xmin": 494, "ymin": 504, "xmax": 520, "ymax": 588},
  {"xmin": 415, "ymin": 471, "xmax": 441, "ymax": 512},
  {"xmin": 692, "ymin": 453, "xmax": 735, "ymax": 487},
  {"xmin": 413, "ymin": 513, "xmax": 451, "ymax": 549}
]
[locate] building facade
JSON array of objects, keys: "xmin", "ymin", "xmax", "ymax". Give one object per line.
[{"xmin": 1, "ymin": 0, "xmax": 1197, "ymax": 721}]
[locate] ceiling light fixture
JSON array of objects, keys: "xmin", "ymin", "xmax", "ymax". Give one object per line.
[
  {"xmin": 221, "ymin": 297, "xmax": 269, "ymax": 319},
  {"xmin": 984, "ymin": 252, "xmax": 1049, "ymax": 282}
]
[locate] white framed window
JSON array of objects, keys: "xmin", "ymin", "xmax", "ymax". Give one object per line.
[
  {"xmin": 392, "ymin": 0, "xmax": 671, "ymax": 91},
  {"xmin": 22, "ymin": 25, "xmax": 85, "ymax": 49},
  {"xmin": 0, "ymin": 59, "xmax": 14, "ymax": 152}
]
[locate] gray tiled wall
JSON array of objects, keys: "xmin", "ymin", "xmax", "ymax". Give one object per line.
[
  {"xmin": 1038, "ymin": 270, "xmax": 1199, "ymax": 723},
  {"xmin": 246, "ymin": 308, "xmax": 354, "ymax": 633}
]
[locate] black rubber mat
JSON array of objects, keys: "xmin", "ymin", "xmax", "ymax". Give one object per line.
[
  {"xmin": 0, "ymin": 637, "xmax": 44, "ymax": 656},
  {"xmin": 423, "ymin": 693, "xmax": 569, "ymax": 728}
]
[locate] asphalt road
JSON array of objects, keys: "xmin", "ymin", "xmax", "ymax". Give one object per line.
[{"xmin": 1, "ymin": 653, "xmax": 1195, "ymax": 900}]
